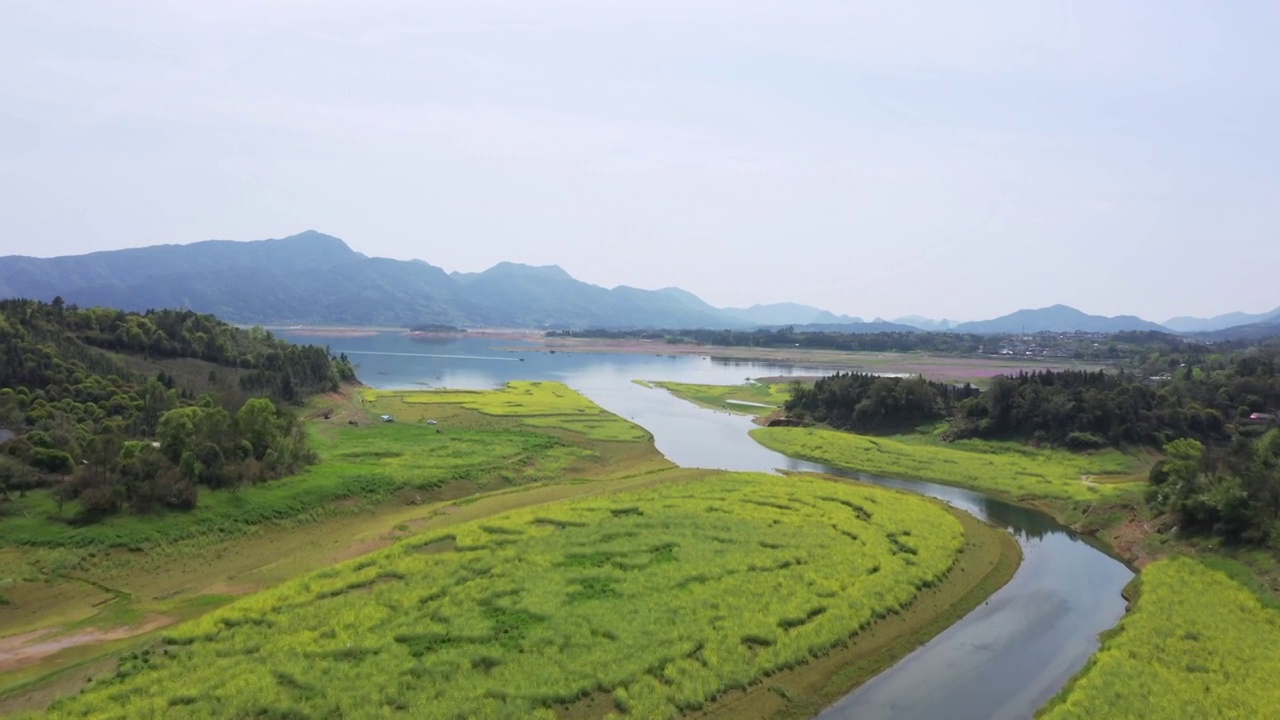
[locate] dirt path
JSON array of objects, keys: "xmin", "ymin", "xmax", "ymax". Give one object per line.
[{"xmin": 0, "ymin": 616, "xmax": 175, "ymax": 673}]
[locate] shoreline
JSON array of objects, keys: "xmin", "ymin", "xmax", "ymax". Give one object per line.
[{"xmin": 269, "ymin": 325, "xmax": 1109, "ymax": 384}]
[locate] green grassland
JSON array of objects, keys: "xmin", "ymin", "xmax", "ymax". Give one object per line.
[
  {"xmin": 370, "ymin": 381, "xmax": 651, "ymax": 441},
  {"xmin": 31, "ymin": 473, "xmax": 971, "ymax": 720},
  {"xmin": 651, "ymin": 382, "xmax": 791, "ymax": 416},
  {"xmin": 1039, "ymin": 556, "xmax": 1280, "ymax": 719},
  {"xmin": 750, "ymin": 427, "xmax": 1144, "ymax": 509},
  {"xmin": 0, "ymin": 383, "xmax": 671, "ymax": 706},
  {"xmin": 0, "ymin": 428, "xmax": 579, "ymax": 552},
  {"xmin": 0, "ymin": 383, "xmax": 654, "ymax": 553}
]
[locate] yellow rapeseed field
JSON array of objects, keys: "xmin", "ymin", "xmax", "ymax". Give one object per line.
[
  {"xmin": 1040, "ymin": 557, "xmax": 1280, "ymax": 720},
  {"xmin": 752, "ymin": 427, "xmax": 1139, "ymax": 503},
  {"xmin": 39, "ymin": 473, "xmax": 964, "ymax": 720},
  {"xmin": 369, "ymin": 381, "xmax": 648, "ymax": 441}
]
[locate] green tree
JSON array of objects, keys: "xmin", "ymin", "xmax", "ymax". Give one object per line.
[
  {"xmin": 236, "ymin": 398, "xmax": 280, "ymax": 461},
  {"xmin": 157, "ymin": 406, "xmax": 203, "ymax": 463}
]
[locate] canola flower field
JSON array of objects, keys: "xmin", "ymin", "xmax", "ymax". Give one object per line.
[
  {"xmin": 751, "ymin": 427, "xmax": 1140, "ymax": 504},
  {"xmin": 37, "ymin": 473, "xmax": 964, "ymax": 720},
  {"xmin": 368, "ymin": 381, "xmax": 649, "ymax": 442},
  {"xmin": 1040, "ymin": 556, "xmax": 1280, "ymax": 720}
]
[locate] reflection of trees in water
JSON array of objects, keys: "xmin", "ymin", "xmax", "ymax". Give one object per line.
[
  {"xmin": 982, "ymin": 499, "xmax": 1055, "ymax": 542},
  {"xmin": 787, "ymin": 461, "xmax": 1067, "ymax": 543},
  {"xmin": 708, "ymin": 357, "xmax": 835, "ymax": 375}
]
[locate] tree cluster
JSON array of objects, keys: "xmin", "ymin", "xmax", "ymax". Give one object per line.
[
  {"xmin": 0, "ymin": 298, "xmax": 353, "ymax": 516},
  {"xmin": 1147, "ymin": 433, "xmax": 1280, "ymax": 545},
  {"xmin": 950, "ymin": 352, "xmax": 1280, "ymax": 448},
  {"xmin": 948, "ymin": 370, "xmax": 1226, "ymax": 448},
  {"xmin": 785, "ymin": 373, "xmax": 979, "ymax": 433}
]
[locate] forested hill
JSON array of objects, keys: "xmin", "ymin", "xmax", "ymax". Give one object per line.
[
  {"xmin": 0, "ymin": 231, "xmax": 742, "ymax": 329},
  {"xmin": 0, "ymin": 299, "xmax": 355, "ymax": 515}
]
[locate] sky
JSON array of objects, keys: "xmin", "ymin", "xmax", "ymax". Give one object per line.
[{"xmin": 2, "ymin": 1, "xmax": 1278, "ymax": 323}]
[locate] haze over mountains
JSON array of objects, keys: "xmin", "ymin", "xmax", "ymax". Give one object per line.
[
  {"xmin": 950, "ymin": 305, "xmax": 1170, "ymax": 335},
  {"xmin": 0, "ymin": 231, "xmax": 1276, "ymax": 337},
  {"xmin": 1162, "ymin": 306, "xmax": 1280, "ymax": 333}
]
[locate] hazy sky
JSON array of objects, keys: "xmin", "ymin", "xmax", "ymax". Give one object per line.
[{"xmin": 2, "ymin": 2, "xmax": 1278, "ymax": 322}]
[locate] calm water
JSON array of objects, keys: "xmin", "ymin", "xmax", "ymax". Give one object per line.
[{"xmin": 282, "ymin": 331, "xmax": 1134, "ymax": 720}]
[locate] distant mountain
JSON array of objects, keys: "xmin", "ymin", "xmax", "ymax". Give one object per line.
[
  {"xmin": 893, "ymin": 315, "xmax": 956, "ymax": 331},
  {"xmin": 0, "ymin": 231, "xmax": 744, "ymax": 330},
  {"xmin": 1163, "ymin": 306, "xmax": 1280, "ymax": 333},
  {"xmin": 723, "ymin": 302, "xmax": 864, "ymax": 327},
  {"xmin": 791, "ymin": 320, "xmax": 919, "ymax": 334},
  {"xmin": 950, "ymin": 304, "xmax": 1169, "ymax": 334},
  {"xmin": 1195, "ymin": 319, "xmax": 1280, "ymax": 342}
]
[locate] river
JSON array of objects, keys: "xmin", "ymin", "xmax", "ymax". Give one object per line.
[{"xmin": 282, "ymin": 331, "xmax": 1135, "ymax": 720}]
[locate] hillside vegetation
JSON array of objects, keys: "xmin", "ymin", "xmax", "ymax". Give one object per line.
[{"xmin": 0, "ymin": 298, "xmax": 354, "ymax": 517}]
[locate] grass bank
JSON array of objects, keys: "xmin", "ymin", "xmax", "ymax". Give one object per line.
[
  {"xmin": 651, "ymin": 381, "xmax": 791, "ymax": 416},
  {"xmin": 750, "ymin": 427, "xmax": 1145, "ymax": 528}
]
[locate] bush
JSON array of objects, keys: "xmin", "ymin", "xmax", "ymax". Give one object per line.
[{"xmin": 1065, "ymin": 432, "xmax": 1108, "ymax": 451}]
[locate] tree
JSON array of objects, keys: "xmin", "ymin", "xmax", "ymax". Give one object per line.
[
  {"xmin": 157, "ymin": 406, "xmax": 202, "ymax": 463},
  {"xmin": 236, "ymin": 398, "xmax": 280, "ymax": 461}
]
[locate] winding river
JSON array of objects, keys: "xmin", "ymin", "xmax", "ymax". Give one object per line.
[{"xmin": 284, "ymin": 332, "xmax": 1135, "ymax": 720}]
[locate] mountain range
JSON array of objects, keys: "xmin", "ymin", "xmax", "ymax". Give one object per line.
[
  {"xmin": 0, "ymin": 231, "xmax": 1276, "ymax": 337},
  {"xmin": 949, "ymin": 305, "xmax": 1170, "ymax": 334},
  {"xmin": 1162, "ymin": 306, "xmax": 1280, "ymax": 333},
  {"xmin": 722, "ymin": 303, "xmax": 863, "ymax": 327},
  {"xmin": 0, "ymin": 232, "xmax": 731, "ymax": 329}
]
